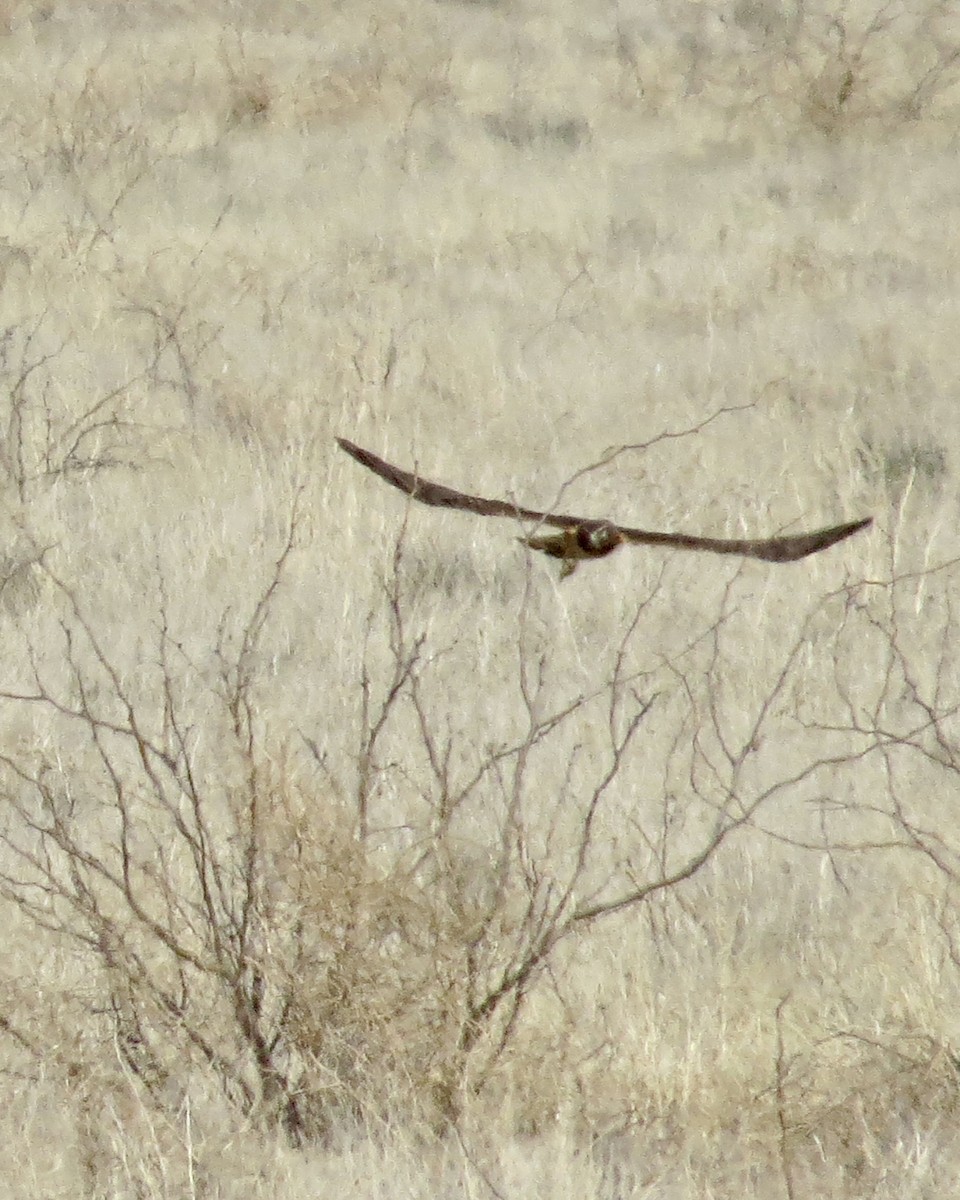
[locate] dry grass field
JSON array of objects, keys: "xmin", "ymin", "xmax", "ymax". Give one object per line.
[{"xmin": 0, "ymin": 0, "xmax": 959, "ymax": 1194}]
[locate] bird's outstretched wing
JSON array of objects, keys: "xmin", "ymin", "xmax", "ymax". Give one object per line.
[{"xmin": 337, "ymin": 437, "xmax": 872, "ymax": 564}]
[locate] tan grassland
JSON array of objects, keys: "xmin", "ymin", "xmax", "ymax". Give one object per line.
[{"xmin": 0, "ymin": 0, "xmax": 959, "ymax": 1194}]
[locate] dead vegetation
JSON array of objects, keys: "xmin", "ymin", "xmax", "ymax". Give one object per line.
[
  {"xmin": 0, "ymin": 490, "xmax": 956, "ymax": 1195},
  {"xmin": 0, "ymin": 0, "xmax": 958, "ymax": 1195}
]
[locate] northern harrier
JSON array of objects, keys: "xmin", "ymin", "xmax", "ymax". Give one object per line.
[{"xmin": 338, "ymin": 438, "xmax": 872, "ymax": 578}]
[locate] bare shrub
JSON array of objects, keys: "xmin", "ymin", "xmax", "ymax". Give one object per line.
[
  {"xmin": 0, "ymin": 61, "xmax": 217, "ymax": 502},
  {"xmin": 0, "ymin": 311, "xmax": 167, "ymax": 500},
  {"xmin": 0, "ymin": 514, "xmax": 849, "ymax": 1145},
  {"xmin": 4, "ymin": 463, "xmax": 955, "ymax": 1186},
  {"xmin": 43, "ymin": 65, "xmax": 162, "ymax": 264},
  {"xmin": 0, "ymin": 499, "xmax": 315, "ymax": 1148},
  {"xmin": 731, "ymin": 0, "xmax": 960, "ymax": 132},
  {"xmin": 727, "ymin": 547, "xmax": 960, "ymax": 1187}
]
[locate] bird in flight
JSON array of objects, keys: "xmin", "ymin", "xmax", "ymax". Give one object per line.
[{"xmin": 337, "ymin": 438, "xmax": 872, "ymax": 578}]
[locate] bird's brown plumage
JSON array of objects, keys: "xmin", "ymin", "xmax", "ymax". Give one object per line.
[{"xmin": 337, "ymin": 437, "xmax": 872, "ymax": 571}]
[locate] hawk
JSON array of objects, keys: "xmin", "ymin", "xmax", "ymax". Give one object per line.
[{"xmin": 337, "ymin": 437, "xmax": 872, "ymax": 578}]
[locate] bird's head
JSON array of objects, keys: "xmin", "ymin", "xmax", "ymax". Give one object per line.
[{"xmin": 579, "ymin": 523, "xmax": 624, "ymax": 556}]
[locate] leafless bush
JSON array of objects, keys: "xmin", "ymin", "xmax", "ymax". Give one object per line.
[
  {"xmin": 290, "ymin": 526, "xmax": 960, "ymax": 1148},
  {"xmin": 0, "ymin": 62, "xmax": 215, "ymax": 500},
  {"xmin": 0, "ymin": 498, "xmax": 315, "ymax": 1146},
  {"xmin": 730, "ymin": 0, "xmax": 960, "ymax": 131},
  {"xmin": 0, "ymin": 312, "xmax": 171, "ymax": 500},
  {"xmin": 727, "ymin": 546, "xmax": 960, "ymax": 1186},
  {"xmin": 0, "ymin": 485, "xmax": 951, "ymax": 1175},
  {"xmin": 612, "ymin": 0, "xmax": 958, "ymax": 133},
  {"xmin": 37, "ymin": 63, "xmax": 163, "ymax": 265}
]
